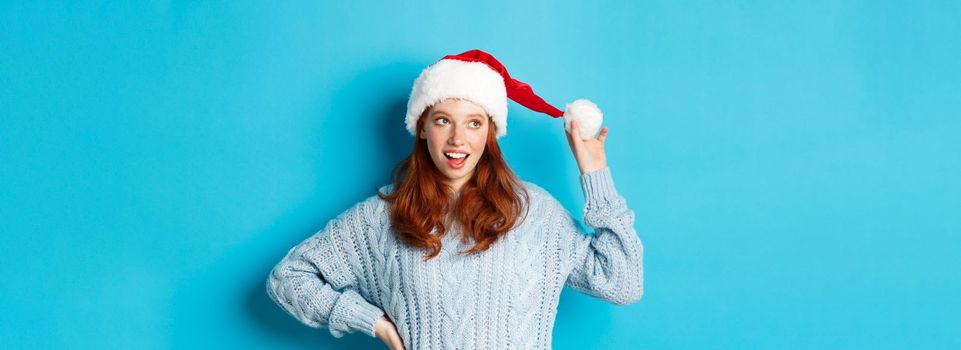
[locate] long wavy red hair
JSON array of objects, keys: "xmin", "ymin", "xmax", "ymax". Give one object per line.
[{"xmin": 377, "ymin": 107, "xmax": 531, "ymax": 260}]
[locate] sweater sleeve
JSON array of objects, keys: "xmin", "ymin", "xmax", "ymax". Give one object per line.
[
  {"xmin": 560, "ymin": 166, "xmax": 644, "ymax": 305},
  {"xmin": 265, "ymin": 199, "xmax": 386, "ymax": 338}
]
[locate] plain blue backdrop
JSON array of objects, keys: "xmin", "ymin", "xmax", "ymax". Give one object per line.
[{"xmin": 2, "ymin": 1, "xmax": 959, "ymax": 349}]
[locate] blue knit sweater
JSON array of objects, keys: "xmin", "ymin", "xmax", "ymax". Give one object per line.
[{"xmin": 266, "ymin": 167, "xmax": 644, "ymax": 349}]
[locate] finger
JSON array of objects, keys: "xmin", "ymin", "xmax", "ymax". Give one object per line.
[
  {"xmin": 566, "ymin": 119, "xmax": 576, "ymax": 135},
  {"xmin": 598, "ymin": 126, "xmax": 608, "ymax": 142},
  {"xmin": 569, "ymin": 120, "xmax": 583, "ymax": 145}
]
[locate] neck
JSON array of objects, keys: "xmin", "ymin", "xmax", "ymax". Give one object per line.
[{"xmin": 446, "ymin": 177, "xmax": 468, "ymax": 194}]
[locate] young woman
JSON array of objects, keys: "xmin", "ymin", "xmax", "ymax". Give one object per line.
[{"xmin": 266, "ymin": 49, "xmax": 644, "ymax": 350}]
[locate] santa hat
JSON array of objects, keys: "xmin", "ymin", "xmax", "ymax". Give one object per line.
[{"xmin": 405, "ymin": 49, "xmax": 603, "ymax": 140}]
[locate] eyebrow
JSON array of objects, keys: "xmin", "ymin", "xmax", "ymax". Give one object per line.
[{"xmin": 431, "ymin": 111, "xmax": 486, "ymax": 118}]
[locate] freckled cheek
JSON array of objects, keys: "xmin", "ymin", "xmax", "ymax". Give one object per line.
[{"xmin": 470, "ymin": 130, "xmax": 487, "ymax": 142}]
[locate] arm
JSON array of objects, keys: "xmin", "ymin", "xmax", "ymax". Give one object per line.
[
  {"xmin": 265, "ymin": 199, "xmax": 386, "ymax": 338},
  {"xmin": 561, "ymin": 166, "xmax": 644, "ymax": 305}
]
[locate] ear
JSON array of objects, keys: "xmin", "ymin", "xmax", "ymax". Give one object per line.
[{"xmin": 418, "ymin": 129, "xmax": 426, "ymax": 139}]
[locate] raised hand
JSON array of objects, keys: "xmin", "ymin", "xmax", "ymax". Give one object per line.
[{"xmin": 565, "ymin": 119, "xmax": 609, "ymax": 174}]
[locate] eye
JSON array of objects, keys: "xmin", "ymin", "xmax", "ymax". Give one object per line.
[
  {"xmin": 434, "ymin": 117, "xmax": 449, "ymax": 125},
  {"xmin": 470, "ymin": 120, "xmax": 482, "ymax": 128}
]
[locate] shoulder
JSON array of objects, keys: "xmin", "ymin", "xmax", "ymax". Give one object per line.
[
  {"xmin": 518, "ymin": 180, "xmax": 566, "ymax": 214},
  {"xmin": 518, "ymin": 180, "xmax": 547, "ymax": 199},
  {"xmin": 377, "ymin": 183, "xmax": 395, "ymax": 196},
  {"xmin": 363, "ymin": 185, "xmax": 394, "ymax": 225},
  {"xmin": 327, "ymin": 186, "xmax": 391, "ymax": 230}
]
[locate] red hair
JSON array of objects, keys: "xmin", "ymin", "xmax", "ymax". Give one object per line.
[{"xmin": 377, "ymin": 108, "xmax": 531, "ymax": 260}]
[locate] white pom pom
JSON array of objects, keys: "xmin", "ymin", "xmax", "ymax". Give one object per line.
[{"xmin": 563, "ymin": 99, "xmax": 603, "ymax": 140}]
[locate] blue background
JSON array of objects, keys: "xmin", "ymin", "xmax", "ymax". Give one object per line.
[{"xmin": 2, "ymin": 1, "xmax": 959, "ymax": 349}]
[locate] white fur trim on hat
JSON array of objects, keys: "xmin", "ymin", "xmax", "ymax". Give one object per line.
[{"xmin": 406, "ymin": 59, "xmax": 509, "ymax": 138}]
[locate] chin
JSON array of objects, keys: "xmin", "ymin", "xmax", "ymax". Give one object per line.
[
  {"xmin": 443, "ymin": 168, "xmax": 472, "ymax": 178},
  {"xmin": 440, "ymin": 164, "xmax": 476, "ymax": 180}
]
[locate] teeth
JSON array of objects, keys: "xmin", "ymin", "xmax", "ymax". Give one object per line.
[{"xmin": 445, "ymin": 152, "xmax": 467, "ymax": 159}]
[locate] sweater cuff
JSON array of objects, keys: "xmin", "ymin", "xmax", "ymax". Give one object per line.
[
  {"xmin": 580, "ymin": 166, "xmax": 619, "ymax": 206},
  {"xmin": 328, "ymin": 289, "xmax": 386, "ymax": 338}
]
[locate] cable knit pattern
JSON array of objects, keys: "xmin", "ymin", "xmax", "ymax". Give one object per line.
[{"xmin": 266, "ymin": 166, "xmax": 644, "ymax": 348}]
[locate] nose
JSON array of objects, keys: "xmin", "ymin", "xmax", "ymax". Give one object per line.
[{"xmin": 447, "ymin": 124, "xmax": 465, "ymax": 145}]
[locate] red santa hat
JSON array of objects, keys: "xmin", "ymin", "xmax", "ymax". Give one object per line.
[{"xmin": 405, "ymin": 49, "xmax": 603, "ymax": 140}]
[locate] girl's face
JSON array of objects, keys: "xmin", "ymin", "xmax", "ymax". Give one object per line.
[{"xmin": 419, "ymin": 98, "xmax": 491, "ymax": 192}]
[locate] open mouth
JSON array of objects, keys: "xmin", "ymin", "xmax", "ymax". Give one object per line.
[{"xmin": 444, "ymin": 152, "xmax": 469, "ymax": 169}]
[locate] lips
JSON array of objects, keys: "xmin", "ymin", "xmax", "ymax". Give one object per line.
[{"xmin": 445, "ymin": 153, "xmax": 468, "ymax": 169}]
